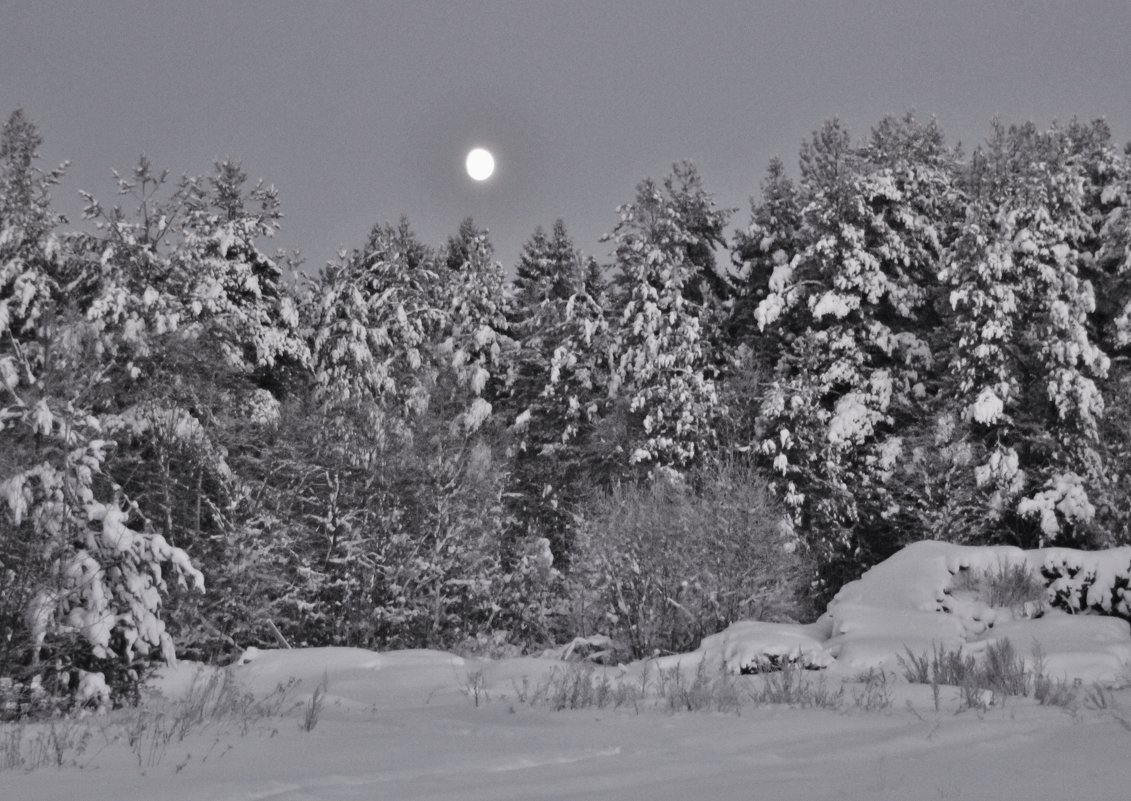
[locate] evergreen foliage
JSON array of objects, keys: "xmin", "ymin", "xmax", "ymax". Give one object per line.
[
  {"xmin": 4, "ymin": 106, "xmax": 1131, "ymax": 708},
  {"xmin": 745, "ymin": 114, "xmax": 1131, "ymax": 594},
  {"xmin": 503, "ymin": 220, "xmax": 609, "ymax": 563},
  {"xmin": 604, "ymin": 162, "xmax": 732, "ymax": 470},
  {"xmin": 1, "ymin": 112, "xmax": 203, "ymax": 705}
]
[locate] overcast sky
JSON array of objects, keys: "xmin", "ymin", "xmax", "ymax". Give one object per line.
[{"xmin": 2, "ymin": 1, "xmax": 1130, "ymax": 271}]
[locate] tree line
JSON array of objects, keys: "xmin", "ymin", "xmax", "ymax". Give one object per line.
[{"xmin": 2, "ymin": 109, "xmax": 1130, "ymax": 709}]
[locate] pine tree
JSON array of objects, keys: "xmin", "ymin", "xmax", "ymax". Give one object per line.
[
  {"xmin": 513, "ymin": 220, "xmax": 579, "ymax": 308},
  {"xmin": 309, "ymin": 216, "xmax": 508, "ymax": 466},
  {"xmin": 730, "ymin": 157, "xmax": 801, "ymax": 347},
  {"xmin": 310, "ymin": 218, "xmax": 441, "ymax": 456},
  {"xmin": 1066, "ymin": 122, "xmax": 1131, "ymax": 543},
  {"xmin": 724, "ymin": 158, "xmax": 803, "ymax": 441}
]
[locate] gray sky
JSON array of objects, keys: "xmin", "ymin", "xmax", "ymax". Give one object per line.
[{"xmin": 2, "ymin": 1, "xmax": 1130, "ymax": 272}]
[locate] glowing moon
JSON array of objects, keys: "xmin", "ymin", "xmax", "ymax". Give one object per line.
[{"xmin": 465, "ymin": 148, "xmax": 495, "ymax": 181}]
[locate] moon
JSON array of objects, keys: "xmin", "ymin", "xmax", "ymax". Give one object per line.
[{"xmin": 465, "ymin": 147, "xmax": 495, "ymax": 181}]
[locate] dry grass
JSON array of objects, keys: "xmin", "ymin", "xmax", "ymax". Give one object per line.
[
  {"xmin": 0, "ymin": 667, "xmax": 302, "ymax": 773},
  {"xmin": 951, "ymin": 561, "xmax": 1047, "ymax": 612},
  {"xmin": 898, "ymin": 638, "xmax": 1080, "ymax": 712},
  {"xmin": 509, "ymin": 658, "xmax": 892, "ymax": 715}
]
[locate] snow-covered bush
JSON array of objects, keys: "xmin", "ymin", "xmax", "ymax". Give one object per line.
[
  {"xmin": 270, "ymin": 215, "xmax": 557, "ymax": 652},
  {"xmin": 1037, "ymin": 548, "xmax": 1131, "ymax": 621},
  {"xmin": 567, "ymin": 460, "xmax": 810, "ymax": 659},
  {"xmin": 950, "ymin": 560, "xmax": 1047, "ymax": 612},
  {"xmin": 258, "ymin": 405, "xmax": 559, "ymax": 653}
]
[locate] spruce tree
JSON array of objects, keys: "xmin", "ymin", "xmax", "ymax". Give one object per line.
[
  {"xmin": 943, "ymin": 123, "xmax": 1111, "ymax": 546},
  {"xmin": 504, "ymin": 220, "xmax": 609, "ymax": 562},
  {"xmin": 604, "ymin": 162, "xmax": 730, "ymax": 470},
  {"xmin": 752, "ymin": 116, "xmax": 963, "ymax": 586}
]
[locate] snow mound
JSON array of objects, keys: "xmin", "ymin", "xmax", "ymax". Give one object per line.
[
  {"xmin": 153, "ymin": 646, "xmax": 471, "ymax": 712},
  {"xmin": 695, "ymin": 620, "xmax": 835, "ymax": 672},
  {"xmin": 672, "ymin": 541, "xmax": 1131, "ymax": 685},
  {"xmin": 824, "ymin": 542, "xmax": 1131, "ymax": 681}
]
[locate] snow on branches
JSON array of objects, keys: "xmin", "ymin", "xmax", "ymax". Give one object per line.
[
  {"xmin": 605, "ymin": 162, "xmax": 730, "ymax": 469},
  {"xmin": 752, "ymin": 121, "xmax": 957, "ymax": 574},
  {"xmin": 2, "ymin": 113, "xmax": 203, "ymax": 694}
]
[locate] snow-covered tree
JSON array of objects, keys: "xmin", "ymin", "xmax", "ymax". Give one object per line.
[
  {"xmin": 942, "ymin": 122, "xmax": 1112, "ymax": 546},
  {"xmin": 435, "ymin": 217, "xmax": 512, "ymax": 434},
  {"xmin": 752, "ymin": 115, "xmax": 963, "ymax": 583},
  {"xmin": 292, "ymin": 217, "xmax": 557, "ymax": 652},
  {"xmin": 502, "ymin": 221, "xmax": 610, "ymax": 562},
  {"xmin": 69, "ymin": 158, "xmax": 307, "ymax": 394},
  {"xmin": 730, "ymin": 158, "xmax": 801, "ymax": 349},
  {"xmin": 310, "ymin": 218, "xmax": 441, "ymax": 457},
  {"xmin": 512, "ymin": 220, "xmax": 583, "ymax": 309},
  {"xmin": 1, "ymin": 112, "xmax": 201, "ymax": 704},
  {"xmin": 604, "ymin": 162, "xmax": 731, "ymax": 470},
  {"xmin": 61, "ymin": 157, "xmax": 310, "ymax": 658},
  {"xmin": 308, "ymin": 214, "xmax": 509, "ymax": 459},
  {"xmin": 1067, "ymin": 122, "xmax": 1131, "ymax": 543}
]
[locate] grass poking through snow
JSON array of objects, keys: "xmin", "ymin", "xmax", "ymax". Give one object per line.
[
  {"xmin": 0, "ymin": 667, "xmax": 303, "ymax": 773},
  {"xmin": 506, "ymin": 658, "xmax": 894, "ymax": 715},
  {"xmin": 897, "ymin": 638, "xmax": 1100, "ymax": 713},
  {"xmin": 950, "ymin": 560, "xmax": 1047, "ymax": 613}
]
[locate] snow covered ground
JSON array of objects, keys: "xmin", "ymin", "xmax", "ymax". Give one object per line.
[{"xmin": 4, "ymin": 541, "xmax": 1131, "ymax": 800}]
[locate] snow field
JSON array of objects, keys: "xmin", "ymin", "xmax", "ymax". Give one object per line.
[
  {"xmin": 4, "ymin": 540, "xmax": 1131, "ymax": 799},
  {"xmin": 4, "ymin": 646, "xmax": 1130, "ymax": 800}
]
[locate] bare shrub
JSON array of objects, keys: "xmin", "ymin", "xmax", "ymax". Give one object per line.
[
  {"xmin": 0, "ymin": 718, "xmax": 93, "ymax": 771},
  {"xmin": 980, "ymin": 639, "xmax": 1029, "ymax": 697},
  {"xmin": 850, "ymin": 669, "xmax": 894, "ymax": 712},
  {"xmin": 511, "ymin": 660, "xmax": 893, "ymax": 716},
  {"xmin": 567, "ymin": 458, "xmax": 811, "ymax": 659},
  {"xmin": 898, "ymin": 643, "xmax": 979, "ymax": 688},
  {"xmin": 463, "ymin": 669, "xmax": 490, "ymax": 708},
  {"xmin": 518, "ymin": 663, "xmax": 641, "ymax": 712},
  {"xmin": 1081, "ymin": 684, "xmax": 1131, "ymax": 729},
  {"xmin": 121, "ymin": 667, "xmax": 297, "ymax": 767},
  {"xmin": 1033, "ymin": 673, "xmax": 1078, "ymax": 709}
]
